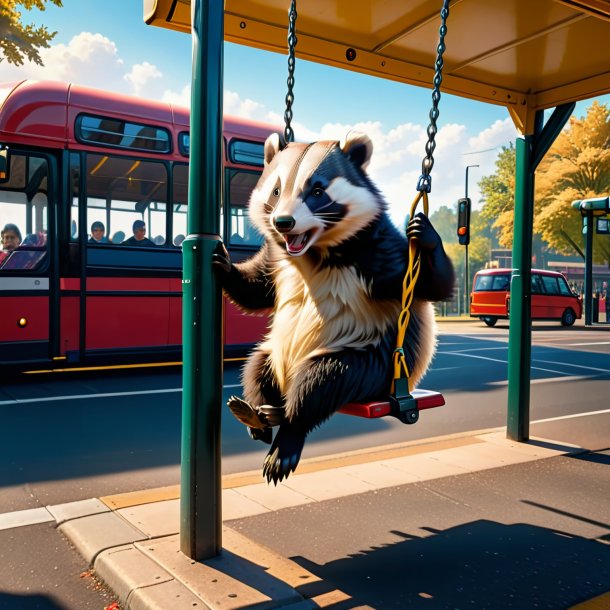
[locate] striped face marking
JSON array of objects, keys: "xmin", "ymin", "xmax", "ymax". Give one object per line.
[{"xmin": 249, "ymin": 134, "xmax": 380, "ymax": 257}]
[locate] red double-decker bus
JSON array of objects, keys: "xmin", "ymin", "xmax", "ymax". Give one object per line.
[{"xmin": 0, "ymin": 80, "xmax": 275, "ymax": 372}]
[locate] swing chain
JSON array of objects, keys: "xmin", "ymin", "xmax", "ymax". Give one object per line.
[
  {"xmin": 417, "ymin": 0, "xmax": 450, "ymax": 193},
  {"xmin": 284, "ymin": 0, "xmax": 298, "ymax": 144}
]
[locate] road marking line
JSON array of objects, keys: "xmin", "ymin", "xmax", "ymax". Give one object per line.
[
  {"xmin": 489, "ymin": 375, "xmax": 594, "ymax": 386},
  {"xmin": 0, "ymin": 383, "xmax": 243, "ymax": 406},
  {"xmin": 439, "ymin": 351, "xmax": 508, "ymax": 364},
  {"xmin": 533, "ymin": 359, "xmax": 610, "ymax": 374},
  {"xmin": 439, "ymin": 351, "xmax": 600, "ymax": 378},
  {"xmin": 564, "ymin": 341, "xmax": 610, "ymax": 346},
  {"xmin": 532, "ymin": 408, "xmax": 610, "ymax": 424},
  {"xmin": 0, "ymin": 507, "xmax": 55, "ymax": 531}
]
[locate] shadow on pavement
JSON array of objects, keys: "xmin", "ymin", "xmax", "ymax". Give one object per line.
[
  {"xmin": 0, "ymin": 592, "xmax": 64, "ymax": 610},
  {"xmin": 293, "ymin": 519, "xmax": 610, "ymax": 609}
]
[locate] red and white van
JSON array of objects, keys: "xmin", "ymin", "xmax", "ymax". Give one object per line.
[{"xmin": 470, "ymin": 268, "xmax": 582, "ymax": 327}]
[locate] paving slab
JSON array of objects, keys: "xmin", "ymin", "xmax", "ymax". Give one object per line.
[
  {"xmin": 47, "ymin": 497, "xmax": 109, "ymax": 524},
  {"xmin": 59, "ymin": 511, "xmax": 148, "ymax": 564},
  {"xmin": 135, "ymin": 531, "xmax": 309, "ymax": 609},
  {"xmin": 0, "ymin": 506, "xmax": 53, "ymax": 531},
  {"xmin": 117, "ymin": 498, "xmax": 180, "ymax": 537},
  {"xmin": 95, "ymin": 544, "xmax": 174, "ymax": 606}
]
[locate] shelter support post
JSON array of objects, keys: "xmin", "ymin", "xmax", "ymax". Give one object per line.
[
  {"xmin": 584, "ymin": 210, "xmax": 594, "ymax": 325},
  {"xmin": 507, "ymin": 103, "xmax": 574, "ymax": 441},
  {"xmin": 180, "ymin": 0, "xmax": 224, "ymax": 560}
]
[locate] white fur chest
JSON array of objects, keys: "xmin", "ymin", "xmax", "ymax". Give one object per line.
[{"xmin": 265, "ymin": 258, "xmax": 400, "ymax": 392}]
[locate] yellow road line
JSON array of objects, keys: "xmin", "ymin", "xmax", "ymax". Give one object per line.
[{"xmin": 24, "ymin": 357, "xmax": 246, "ymax": 375}]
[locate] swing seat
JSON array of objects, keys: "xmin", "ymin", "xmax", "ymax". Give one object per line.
[{"xmin": 339, "ymin": 389, "xmax": 445, "ymax": 425}]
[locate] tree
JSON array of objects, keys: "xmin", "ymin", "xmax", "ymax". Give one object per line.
[
  {"xmin": 535, "ymin": 102, "xmax": 610, "ymax": 263},
  {"xmin": 0, "ymin": 0, "xmax": 63, "ymax": 66},
  {"xmin": 429, "ymin": 204, "xmax": 458, "ymax": 246},
  {"xmin": 478, "ymin": 143, "xmax": 516, "ymax": 248}
]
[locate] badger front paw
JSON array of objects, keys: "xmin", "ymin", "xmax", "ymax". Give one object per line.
[
  {"xmin": 212, "ymin": 241, "xmax": 232, "ymax": 274},
  {"xmin": 227, "ymin": 396, "xmax": 285, "ymax": 433},
  {"xmin": 227, "ymin": 395, "xmax": 267, "ymax": 429},
  {"xmin": 263, "ymin": 423, "xmax": 306, "ymax": 485},
  {"xmin": 406, "ymin": 212, "xmax": 441, "ymax": 251}
]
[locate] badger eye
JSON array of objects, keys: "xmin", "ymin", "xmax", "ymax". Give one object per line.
[
  {"xmin": 312, "ymin": 186, "xmax": 324, "ymax": 198},
  {"xmin": 272, "ymin": 187, "xmax": 281, "ymax": 197}
]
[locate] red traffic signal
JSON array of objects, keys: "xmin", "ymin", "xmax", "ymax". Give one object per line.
[{"xmin": 457, "ymin": 197, "xmax": 471, "ymax": 246}]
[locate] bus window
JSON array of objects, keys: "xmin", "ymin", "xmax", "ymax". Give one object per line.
[
  {"xmin": 227, "ymin": 170, "xmax": 263, "ymax": 248},
  {"xmin": 172, "ymin": 164, "xmax": 188, "ymax": 246},
  {"xmin": 69, "ymin": 153, "xmax": 80, "ymax": 240},
  {"xmin": 82, "ymin": 154, "xmax": 168, "ymax": 248},
  {"xmin": 0, "ymin": 152, "xmax": 49, "ymax": 271}
]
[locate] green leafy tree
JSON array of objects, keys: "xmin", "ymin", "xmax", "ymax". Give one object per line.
[
  {"xmin": 429, "ymin": 204, "xmax": 458, "ymax": 246},
  {"xmin": 535, "ymin": 102, "xmax": 610, "ymax": 263},
  {"xmin": 478, "ymin": 143, "xmax": 516, "ymax": 249},
  {"xmin": 0, "ymin": 0, "xmax": 63, "ymax": 66}
]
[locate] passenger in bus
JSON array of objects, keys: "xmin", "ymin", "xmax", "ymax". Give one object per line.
[
  {"xmin": 1, "ymin": 223, "xmax": 22, "ymax": 251},
  {"xmin": 88, "ymin": 221, "xmax": 108, "ymax": 244},
  {"xmin": 122, "ymin": 219, "xmax": 155, "ymax": 246}
]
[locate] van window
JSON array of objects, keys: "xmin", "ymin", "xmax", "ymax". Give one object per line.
[
  {"xmin": 474, "ymin": 273, "xmax": 510, "ymax": 292},
  {"xmin": 541, "ymin": 275, "xmax": 560, "ymax": 295},
  {"xmin": 558, "ymin": 277, "xmax": 572, "ymax": 296},
  {"xmin": 531, "ymin": 274, "xmax": 544, "ymax": 294}
]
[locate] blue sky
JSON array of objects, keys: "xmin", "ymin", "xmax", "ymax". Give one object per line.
[{"xmin": 5, "ymin": 0, "xmax": 608, "ymax": 225}]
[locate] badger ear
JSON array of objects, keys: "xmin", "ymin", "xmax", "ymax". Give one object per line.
[
  {"xmin": 264, "ymin": 133, "xmax": 284, "ymax": 166},
  {"xmin": 340, "ymin": 131, "xmax": 373, "ymax": 171}
]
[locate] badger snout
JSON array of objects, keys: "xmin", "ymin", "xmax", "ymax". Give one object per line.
[{"xmin": 273, "ymin": 215, "xmax": 296, "ymax": 233}]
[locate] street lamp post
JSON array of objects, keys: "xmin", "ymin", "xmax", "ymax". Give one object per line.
[{"xmin": 464, "ymin": 164, "xmax": 478, "ymax": 315}]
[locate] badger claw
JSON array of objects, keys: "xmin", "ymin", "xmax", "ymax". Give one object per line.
[
  {"xmin": 262, "ymin": 424, "xmax": 306, "ymax": 485},
  {"xmin": 248, "ymin": 426, "xmax": 272, "ymax": 444}
]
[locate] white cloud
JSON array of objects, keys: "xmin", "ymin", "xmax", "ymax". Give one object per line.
[
  {"xmin": 124, "ymin": 62, "xmax": 162, "ymax": 96},
  {"xmin": 0, "ymin": 32, "xmax": 126, "ymax": 91}
]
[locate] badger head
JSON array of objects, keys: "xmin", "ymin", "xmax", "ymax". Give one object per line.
[{"xmin": 249, "ymin": 132, "xmax": 383, "ymax": 257}]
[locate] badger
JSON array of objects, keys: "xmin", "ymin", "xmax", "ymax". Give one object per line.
[{"xmin": 213, "ymin": 131, "xmax": 454, "ymax": 484}]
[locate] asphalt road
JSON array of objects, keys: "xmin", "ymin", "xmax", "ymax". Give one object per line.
[{"xmin": 0, "ymin": 321, "xmax": 608, "ymax": 514}]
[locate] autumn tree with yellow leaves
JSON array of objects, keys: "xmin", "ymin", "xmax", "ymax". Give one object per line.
[
  {"xmin": 535, "ymin": 102, "xmax": 610, "ymax": 263},
  {"xmin": 479, "ymin": 102, "xmax": 610, "ymax": 264},
  {"xmin": 0, "ymin": 0, "xmax": 63, "ymax": 66}
]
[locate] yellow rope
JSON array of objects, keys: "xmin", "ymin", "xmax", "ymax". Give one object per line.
[{"xmin": 391, "ymin": 191, "xmax": 429, "ymax": 394}]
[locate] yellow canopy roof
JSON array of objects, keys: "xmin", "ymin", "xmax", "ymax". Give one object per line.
[{"xmin": 144, "ymin": 0, "xmax": 610, "ymax": 133}]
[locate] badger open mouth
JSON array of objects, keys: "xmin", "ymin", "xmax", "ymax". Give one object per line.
[{"xmin": 284, "ymin": 231, "xmax": 311, "ymax": 255}]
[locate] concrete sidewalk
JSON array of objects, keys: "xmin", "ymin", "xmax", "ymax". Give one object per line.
[{"xmin": 45, "ymin": 430, "xmax": 610, "ymax": 609}]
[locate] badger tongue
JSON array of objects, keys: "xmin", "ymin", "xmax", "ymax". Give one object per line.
[{"xmin": 285, "ymin": 232, "xmax": 308, "ymax": 255}]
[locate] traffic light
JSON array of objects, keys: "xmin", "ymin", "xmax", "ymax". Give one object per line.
[{"xmin": 457, "ymin": 197, "xmax": 471, "ymax": 246}]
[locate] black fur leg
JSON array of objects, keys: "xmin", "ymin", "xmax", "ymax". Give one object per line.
[
  {"xmin": 248, "ymin": 426, "xmax": 272, "ymax": 444},
  {"xmin": 263, "ymin": 423, "xmax": 306, "ymax": 485}
]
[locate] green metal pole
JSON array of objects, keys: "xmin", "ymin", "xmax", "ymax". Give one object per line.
[
  {"xmin": 584, "ymin": 210, "xmax": 593, "ymax": 325},
  {"xmin": 181, "ymin": 0, "xmax": 224, "ymax": 560},
  {"xmin": 507, "ymin": 134, "xmax": 535, "ymax": 441},
  {"xmin": 506, "ymin": 103, "xmax": 573, "ymax": 442}
]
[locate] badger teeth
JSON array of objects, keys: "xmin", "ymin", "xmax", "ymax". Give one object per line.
[{"xmin": 285, "ymin": 231, "xmax": 308, "ymax": 255}]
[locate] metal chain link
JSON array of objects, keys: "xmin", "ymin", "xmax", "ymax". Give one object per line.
[
  {"xmin": 417, "ymin": 0, "xmax": 450, "ymax": 193},
  {"xmin": 284, "ymin": 0, "xmax": 298, "ymax": 144}
]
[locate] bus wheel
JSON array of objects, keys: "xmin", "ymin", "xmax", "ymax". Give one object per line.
[
  {"xmin": 482, "ymin": 316, "xmax": 497, "ymax": 327},
  {"xmin": 561, "ymin": 308, "xmax": 576, "ymax": 327}
]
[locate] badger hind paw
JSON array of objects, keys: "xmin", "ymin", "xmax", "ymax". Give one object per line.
[{"xmin": 263, "ymin": 424, "xmax": 306, "ymax": 485}]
